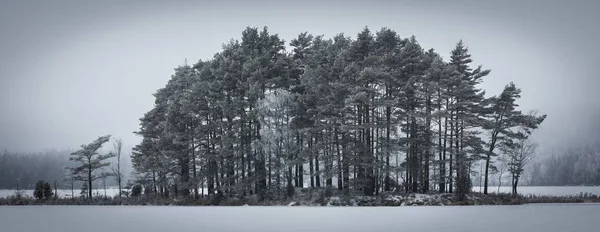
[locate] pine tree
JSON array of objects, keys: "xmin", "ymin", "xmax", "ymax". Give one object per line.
[
  {"xmin": 481, "ymin": 82, "xmax": 546, "ymax": 194},
  {"xmin": 372, "ymin": 28, "xmax": 401, "ymax": 192},
  {"xmin": 33, "ymin": 180, "xmax": 53, "ymax": 200},
  {"xmin": 69, "ymin": 135, "xmax": 114, "ymax": 199},
  {"xmin": 130, "ymin": 27, "xmax": 548, "ymax": 201},
  {"xmin": 448, "ymin": 40, "xmax": 489, "ymax": 198}
]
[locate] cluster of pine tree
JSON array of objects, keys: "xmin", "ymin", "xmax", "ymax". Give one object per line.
[{"xmin": 132, "ymin": 27, "xmax": 545, "ymax": 201}]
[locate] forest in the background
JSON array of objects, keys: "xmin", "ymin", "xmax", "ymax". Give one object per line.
[
  {"xmin": 0, "ymin": 150, "xmax": 71, "ymax": 189},
  {"xmin": 530, "ymin": 145, "xmax": 600, "ymax": 186},
  {"xmin": 130, "ymin": 26, "xmax": 547, "ymax": 201},
  {"xmin": 0, "ymin": 149, "xmax": 131, "ymax": 189}
]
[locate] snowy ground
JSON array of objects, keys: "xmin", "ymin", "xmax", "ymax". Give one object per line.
[
  {"xmin": 3, "ymin": 186, "xmax": 599, "ymax": 199},
  {"xmin": 0, "ymin": 188, "xmax": 123, "ymax": 198},
  {"xmin": 0, "ymin": 204, "xmax": 599, "ymax": 232},
  {"xmin": 0, "ymin": 188, "xmax": 217, "ymax": 199},
  {"xmin": 471, "ymin": 186, "xmax": 600, "ymax": 196}
]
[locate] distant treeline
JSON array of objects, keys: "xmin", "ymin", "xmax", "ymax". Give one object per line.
[
  {"xmin": 0, "ymin": 150, "xmax": 71, "ymax": 189},
  {"xmin": 531, "ymin": 145, "xmax": 600, "ymax": 186},
  {"xmin": 0, "ymin": 150, "xmax": 131, "ymax": 189}
]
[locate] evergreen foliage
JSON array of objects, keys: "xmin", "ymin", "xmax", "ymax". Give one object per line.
[
  {"xmin": 132, "ymin": 27, "xmax": 546, "ymax": 200},
  {"xmin": 68, "ymin": 135, "xmax": 115, "ymax": 199},
  {"xmin": 33, "ymin": 180, "xmax": 53, "ymax": 200}
]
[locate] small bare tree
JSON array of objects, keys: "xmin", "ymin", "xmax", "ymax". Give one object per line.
[
  {"xmin": 111, "ymin": 138, "xmax": 124, "ymax": 197},
  {"xmin": 53, "ymin": 180, "xmax": 58, "ymax": 198},
  {"xmin": 99, "ymin": 172, "xmax": 113, "ymax": 197},
  {"xmin": 495, "ymin": 155, "xmax": 508, "ymax": 193},
  {"xmin": 504, "ymin": 133, "xmax": 538, "ymax": 195},
  {"xmin": 63, "ymin": 167, "xmax": 75, "ymax": 198}
]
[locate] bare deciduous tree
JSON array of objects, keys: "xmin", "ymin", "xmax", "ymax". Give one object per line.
[
  {"xmin": 111, "ymin": 138, "xmax": 124, "ymax": 197},
  {"xmin": 63, "ymin": 167, "xmax": 76, "ymax": 198},
  {"xmin": 495, "ymin": 155, "xmax": 508, "ymax": 193},
  {"xmin": 99, "ymin": 172, "xmax": 113, "ymax": 197},
  {"xmin": 504, "ymin": 133, "xmax": 538, "ymax": 195}
]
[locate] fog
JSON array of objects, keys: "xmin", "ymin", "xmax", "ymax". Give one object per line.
[{"xmin": 1, "ymin": 0, "xmax": 599, "ymax": 154}]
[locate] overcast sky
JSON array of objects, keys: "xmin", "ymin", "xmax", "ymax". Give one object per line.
[{"xmin": 1, "ymin": 0, "xmax": 599, "ymax": 154}]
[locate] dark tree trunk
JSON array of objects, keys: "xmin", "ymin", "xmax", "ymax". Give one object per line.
[
  {"xmin": 411, "ymin": 117, "xmax": 418, "ymax": 193},
  {"xmin": 385, "ymin": 103, "xmax": 391, "ymax": 191},
  {"xmin": 88, "ymin": 162, "xmax": 92, "ymax": 199},
  {"xmin": 424, "ymin": 91, "xmax": 432, "ymax": 193},
  {"xmin": 484, "ymin": 132, "xmax": 498, "ymax": 195},
  {"xmin": 336, "ymin": 129, "xmax": 343, "ymax": 190},
  {"xmin": 192, "ymin": 144, "xmax": 198, "ymax": 199},
  {"xmin": 309, "ymin": 136, "xmax": 314, "ymax": 188},
  {"xmin": 512, "ymin": 175, "xmax": 519, "ymax": 195},
  {"xmin": 295, "ymin": 164, "xmax": 299, "ymax": 187},
  {"xmin": 342, "ymin": 133, "xmax": 350, "ymax": 190},
  {"xmin": 180, "ymin": 157, "xmax": 190, "ymax": 197},
  {"xmin": 315, "ymin": 135, "xmax": 321, "ymax": 188},
  {"xmin": 448, "ymin": 109, "xmax": 454, "ymax": 193},
  {"xmin": 152, "ymin": 170, "xmax": 157, "ymax": 197}
]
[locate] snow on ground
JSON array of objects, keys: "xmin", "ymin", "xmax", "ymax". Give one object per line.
[
  {"xmin": 472, "ymin": 186, "xmax": 600, "ymax": 196},
  {"xmin": 0, "ymin": 204, "xmax": 599, "ymax": 232},
  {"xmin": 0, "ymin": 189, "xmax": 122, "ymax": 198},
  {"xmin": 2, "ymin": 186, "xmax": 599, "ymax": 199},
  {"xmin": 0, "ymin": 188, "xmax": 214, "ymax": 199}
]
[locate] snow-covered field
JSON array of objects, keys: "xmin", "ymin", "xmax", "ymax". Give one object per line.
[
  {"xmin": 0, "ymin": 188, "xmax": 122, "ymax": 198},
  {"xmin": 2, "ymin": 186, "xmax": 600, "ymax": 199},
  {"xmin": 472, "ymin": 186, "xmax": 600, "ymax": 196},
  {"xmin": 0, "ymin": 204, "xmax": 599, "ymax": 231},
  {"xmin": 0, "ymin": 188, "xmax": 216, "ymax": 199}
]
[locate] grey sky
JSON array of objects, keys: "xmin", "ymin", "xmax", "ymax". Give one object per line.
[{"xmin": 1, "ymin": 0, "xmax": 599, "ymax": 154}]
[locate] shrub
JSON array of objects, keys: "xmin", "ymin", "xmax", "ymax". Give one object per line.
[
  {"xmin": 316, "ymin": 190, "xmax": 327, "ymax": 206},
  {"xmin": 131, "ymin": 185, "xmax": 142, "ymax": 197},
  {"xmin": 286, "ymin": 184, "xmax": 295, "ymax": 198},
  {"xmin": 13, "ymin": 190, "xmax": 24, "ymax": 200},
  {"xmin": 324, "ymin": 186, "xmax": 334, "ymax": 197},
  {"xmin": 33, "ymin": 180, "xmax": 54, "ymax": 200},
  {"xmin": 220, "ymin": 197, "xmax": 242, "ymax": 206},
  {"xmin": 80, "ymin": 183, "xmax": 88, "ymax": 197},
  {"xmin": 211, "ymin": 190, "xmax": 224, "ymax": 205},
  {"xmin": 43, "ymin": 182, "xmax": 53, "ymax": 199},
  {"xmin": 245, "ymin": 194, "xmax": 260, "ymax": 205},
  {"xmin": 143, "ymin": 185, "xmax": 153, "ymax": 196},
  {"xmin": 120, "ymin": 190, "xmax": 130, "ymax": 197}
]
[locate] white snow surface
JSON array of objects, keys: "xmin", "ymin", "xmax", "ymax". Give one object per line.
[
  {"xmin": 0, "ymin": 188, "xmax": 213, "ymax": 199},
  {"xmin": 1, "ymin": 204, "xmax": 599, "ymax": 231},
  {"xmin": 0, "ymin": 188, "xmax": 122, "ymax": 198},
  {"xmin": 472, "ymin": 186, "xmax": 600, "ymax": 196}
]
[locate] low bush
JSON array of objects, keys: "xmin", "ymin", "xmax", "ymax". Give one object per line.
[
  {"xmin": 33, "ymin": 180, "xmax": 53, "ymax": 200},
  {"xmin": 2, "ymin": 187, "xmax": 599, "ymax": 206}
]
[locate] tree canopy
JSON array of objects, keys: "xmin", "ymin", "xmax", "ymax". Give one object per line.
[{"xmin": 132, "ymin": 26, "xmax": 546, "ymax": 200}]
